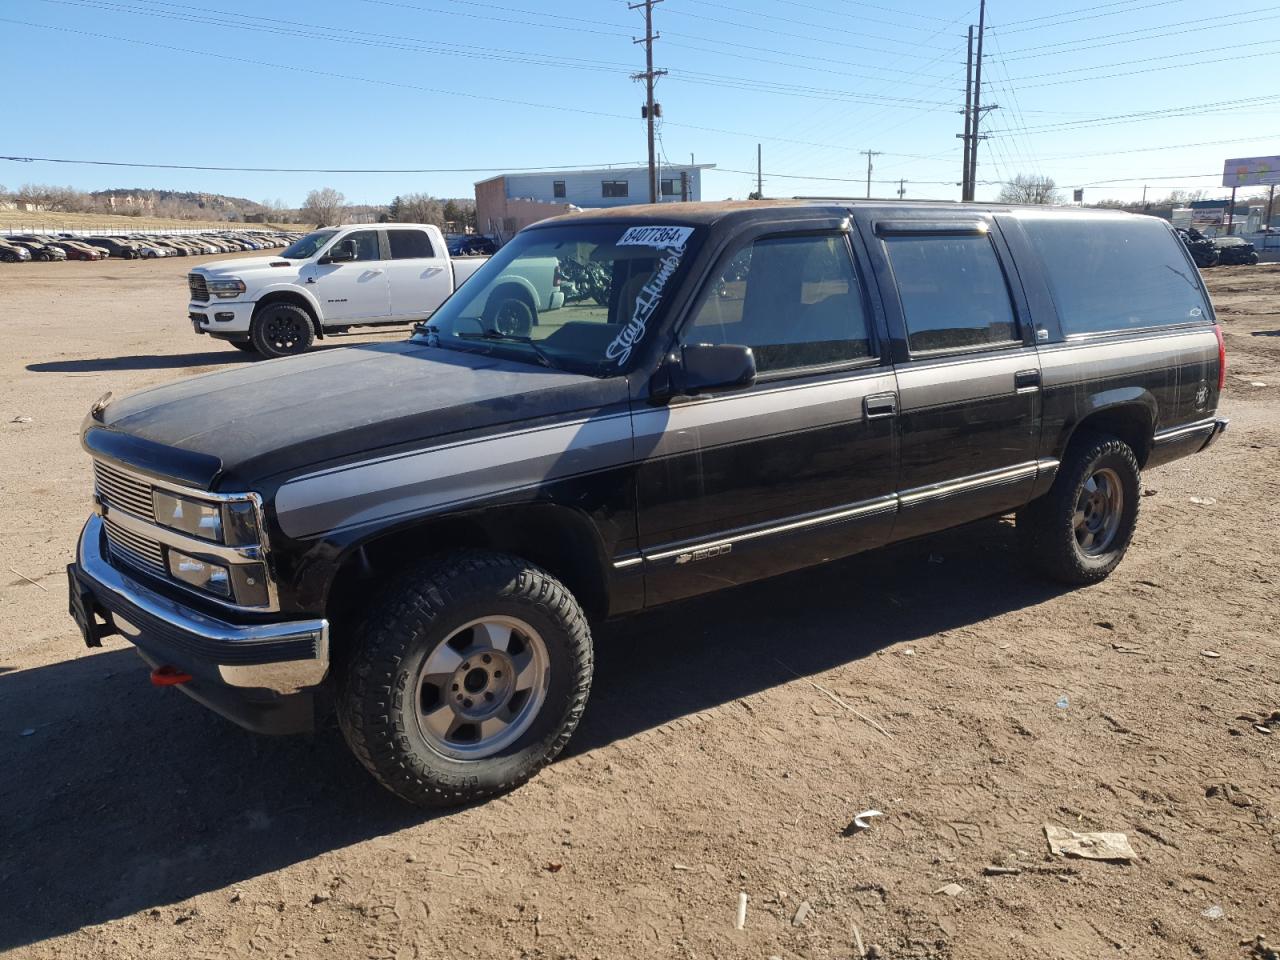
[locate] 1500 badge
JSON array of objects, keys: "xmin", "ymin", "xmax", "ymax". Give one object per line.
[{"xmin": 674, "ymin": 543, "xmax": 732, "ymax": 564}]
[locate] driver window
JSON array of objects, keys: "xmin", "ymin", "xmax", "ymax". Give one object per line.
[
  {"xmin": 343, "ymin": 230, "xmax": 381, "ymax": 262},
  {"xmin": 682, "ymin": 234, "xmax": 871, "ymax": 373}
]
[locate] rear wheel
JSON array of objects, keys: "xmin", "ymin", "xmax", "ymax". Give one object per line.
[
  {"xmin": 337, "ymin": 551, "xmax": 593, "ymax": 808},
  {"xmin": 250, "ymin": 302, "xmax": 315, "ymax": 358},
  {"xmin": 1017, "ymin": 432, "xmax": 1141, "ymax": 585}
]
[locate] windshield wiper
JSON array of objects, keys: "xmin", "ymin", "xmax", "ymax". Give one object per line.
[{"xmin": 455, "ymin": 329, "xmax": 556, "ymax": 369}]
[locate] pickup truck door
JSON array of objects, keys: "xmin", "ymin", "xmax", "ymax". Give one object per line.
[
  {"xmin": 384, "ymin": 228, "xmax": 455, "ymax": 320},
  {"xmin": 858, "ymin": 213, "xmax": 1045, "ymax": 540},
  {"xmin": 302, "ymin": 229, "xmax": 390, "ymax": 324},
  {"xmin": 633, "ymin": 220, "xmax": 898, "ymax": 606}
]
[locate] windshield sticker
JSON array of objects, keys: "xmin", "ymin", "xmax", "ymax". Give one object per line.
[
  {"xmin": 617, "ymin": 225, "xmax": 694, "ymax": 249},
  {"xmin": 605, "ymin": 232, "xmax": 691, "ymax": 366}
]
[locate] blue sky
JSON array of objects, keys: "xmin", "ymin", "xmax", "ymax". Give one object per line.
[{"xmin": 2, "ymin": 0, "xmax": 1279, "ymax": 208}]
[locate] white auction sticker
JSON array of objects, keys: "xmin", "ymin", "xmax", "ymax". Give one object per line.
[{"xmin": 617, "ymin": 225, "xmax": 694, "ymax": 249}]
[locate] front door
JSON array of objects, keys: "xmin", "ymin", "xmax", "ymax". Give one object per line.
[
  {"xmin": 303, "ymin": 229, "xmax": 390, "ymax": 323},
  {"xmin": 634, "ymin": 222, "xmax": 899, "ymax": 605},
  {"xmin": 384, "ymin": 227, "xmax": 454, "ymax": 320},
  {"xmin": 858, "ymin": 214, "xmax": 1044, "ymax": 540}
]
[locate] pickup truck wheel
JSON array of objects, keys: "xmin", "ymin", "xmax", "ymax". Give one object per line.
[
  {"xmin": 337, "ymin": 550, "xmax": 593, "ymax": 808},
  {"xmin": 486, "ymin": 295, "xmax": 535, "ymax": 337},
  {"xmin": 250, "ymin": 303, "xmax": 315, "ymax": 358},
  {"xmin": 1017, "ymin": 433, "xmax": 1141, "ymax": 585}
]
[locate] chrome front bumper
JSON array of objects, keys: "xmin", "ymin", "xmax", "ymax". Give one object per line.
[{"xmin": 72, "ymin": 515, "xmax": 328, "ymax": 697}]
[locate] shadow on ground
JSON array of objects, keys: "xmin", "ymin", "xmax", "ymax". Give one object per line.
[
  {"xmin": 26, "ymin": 351, "xmax": 258, "ymax": 373},
  {"xmin": 0, "ymin": 519, "xmax": 1064, "ymax": 951}
]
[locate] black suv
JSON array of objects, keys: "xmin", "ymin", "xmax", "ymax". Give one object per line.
[{"xmin": 68, "ymin": 201, "xmax": 1227, "ymax": 807}]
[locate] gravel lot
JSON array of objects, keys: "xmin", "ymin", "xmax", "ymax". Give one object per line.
[{"xmin": 1, "ymin": 255, "xmax": 1277, "ymax": 960}]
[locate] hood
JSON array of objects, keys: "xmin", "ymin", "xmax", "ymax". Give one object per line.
[
  {"xmin": 88, "ymin": 342, "xmax": 627, "ymax": 489},
  {"xmin": 192, "ymin": 255, "xmax": 297, "ymax": 277}
]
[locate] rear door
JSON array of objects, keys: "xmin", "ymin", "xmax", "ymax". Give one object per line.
[
  {"xmin": 385, "ymin": 227, "xmax": 454, "ymax": 319},
  {"xmin": 858, "ymin": 213, "xmax": 1045, "ymax": 539},
  {"xmin": 634, "ymin": 219, "xmax": 899, "ymax": 605}
]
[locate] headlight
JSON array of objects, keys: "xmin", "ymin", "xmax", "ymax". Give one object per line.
[
  {"xmin": 153, "ymin": 490, "xmax": 223, "ymax": 542},
  {"xmin": 207, "ymin": 277, "xmax": 246, "ymax": 299},
  {"xmin": 168, "ymin": 549, "xmax": 231, "ymax": 597}
]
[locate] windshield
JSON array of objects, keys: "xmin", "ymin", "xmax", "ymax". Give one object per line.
[
  {"xmin": 416, "ymin": 221, "xmax": 703, "ymax": 376},
  {"xmin": 282, "ymin": 229, "xmax": 338, "ymax": 259}
]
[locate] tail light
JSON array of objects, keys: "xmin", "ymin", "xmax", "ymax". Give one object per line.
[
  {"xmin": 552, "ymin": 264, "xmax": 562, "ymax": 287},
  {"xmin": 1213, "ymin": 323, "xmax": 1226, "ymax": 392}
]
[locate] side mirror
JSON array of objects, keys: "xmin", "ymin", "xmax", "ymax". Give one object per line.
[
  {"xmin": 321, "ymin": 240, "xmax": 357, "ymax": 264},
  {"xmin": 652, "ymin": 343, "xmax": 756, "ymax": 401}
]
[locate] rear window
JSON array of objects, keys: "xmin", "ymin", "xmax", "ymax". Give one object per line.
[{"xmin": 1020, "ymin": 216, "xmax": 1210, "ymax": 336}]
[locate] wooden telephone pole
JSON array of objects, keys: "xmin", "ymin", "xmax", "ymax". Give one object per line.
[
  {"xmin": 630, "ymin": 0, "xmax": 667, "ymax": 204},
  {"xmin": 957, "ymin": 0, "xmax": 996, "ymax": 202}
]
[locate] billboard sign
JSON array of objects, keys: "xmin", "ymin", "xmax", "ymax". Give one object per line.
[{"xmin": 1223, "ymin": 155, "xmax": 1280, "ymax": 187}]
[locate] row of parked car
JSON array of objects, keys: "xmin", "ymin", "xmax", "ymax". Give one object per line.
[{"xmin": 0, "ymin": 230, "xmax": 302, "ymax": 263}]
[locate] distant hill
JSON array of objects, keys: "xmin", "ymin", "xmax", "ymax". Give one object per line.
[{"xmin": 90, "ymin": 189, "xmax": 276, "ymax": 220}]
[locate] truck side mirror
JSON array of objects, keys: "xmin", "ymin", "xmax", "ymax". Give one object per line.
[
  {"xmin": 321, "ymin": 240, "xmax": 357, "ymax": 264},
  {"xmin": 650, "ymin": 343, "xmax": 756, "ymax": 402}
]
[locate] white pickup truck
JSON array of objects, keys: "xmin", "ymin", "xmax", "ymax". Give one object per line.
[{"xmin": 188, "ymin": 223, "xmax": 564, "ymax": 358}]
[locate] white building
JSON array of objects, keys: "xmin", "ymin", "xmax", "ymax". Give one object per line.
[{"xmin": 475, "ymin": 163, "xmax": 714, "ymax": 239}]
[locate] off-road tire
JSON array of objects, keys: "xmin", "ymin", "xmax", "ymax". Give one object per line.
[
  {"xmin": 337, "ymin": 551, "xmax": 593, "ymax": 808},
  {"xmin": 250, "ymin": 302, "xmax": 315, "ymax": 359},
  {"xmin": 1017, "ymin": 432, "xmax": 1141, "ymax": 585}
]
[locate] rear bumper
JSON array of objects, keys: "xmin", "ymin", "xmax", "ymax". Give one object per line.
[
  {"xmin": 1201, "ymin": 416, "xmax": 1229, "ymax": 450},
  {"xmin": 68, "ymin": 515, "xmax": 328, "ymax": 734}
]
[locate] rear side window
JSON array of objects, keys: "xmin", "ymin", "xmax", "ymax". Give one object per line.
[
  {"xmin": 388, "ymin": 229, "xmax": 434, "ymax": 259},
  {"xmin": 884, "ymin": 234, "xmax": 1018, "ymax": 352},
  {"xmin": 683, "ymin": 234, "xmax": 871, "ymax": 373},
  {"xmin": 1020, "ymin": 216, "xmax": 1210, "ymax": 335}
]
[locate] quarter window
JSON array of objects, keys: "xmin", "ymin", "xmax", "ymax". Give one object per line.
[
  {"xmin": 683, "ymin": 234, "xmax": 871, "ymax": 373},
  {"xmin": 884, "ymin": 234, "xmax": 1018, "ymax": 352},
  {"xmin": 388, "ymin": 229, "xmax": 434, "ymax": 259},
  {"xmin": 602, "ymin": 180, "xmax": 630, "ymax": 198},
  {"xmin": 1019, "ymin": 216, "xmax": 1211, "ymax": 335}
]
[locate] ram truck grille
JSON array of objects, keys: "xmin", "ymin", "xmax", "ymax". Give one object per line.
[{"xmin": 187, "ymin": 273, "xmax": 210, "ymax": 302}]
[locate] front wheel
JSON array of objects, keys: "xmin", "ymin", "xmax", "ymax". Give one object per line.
[
  {"xmin": 1017, "ymin": 432, "xmax": 1141, "ymax": 585},
  {"xmin": 250, "ymin": 303, "xmax": 315, "ymax": 358},
  {"xmin": 337, "ymin": 551, "xmax": 593, "ymax": 808}
]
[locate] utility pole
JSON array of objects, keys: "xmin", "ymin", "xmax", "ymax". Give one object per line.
[
  {"xmin": 630, "ymin": 0, "xmax": 666, "ymax": 204},
  {"xmin": 968, "ymin": 0, "xmax": 987, "ymax": 202},
  {"xmin": 961, "ymin": 25, "xmax": 973, "ymax": 202},
  {"xmin": 898, "ymin": 179, "xmax": 907, "ymax": 199},
  {"xmin": 756, "ymin": 143, "xmax": 763, "ymax": 198},
  {"xmin": 861, "ymin": 150, "xmax": 882, "ymax": 200},
  {"xmin": 1142, "ymin": 184, "xmax": 1148, "ymax": 207}
]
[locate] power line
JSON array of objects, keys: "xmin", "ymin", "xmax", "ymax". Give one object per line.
[
  {"xmin": 1010, "ymin": 39, "xmax": 1280, "ymax": 88},
  {"xmin": 984, "ymin": 94, "xmax": 1280, "ymax": 135},
  {"xmin": 0, "ymin": 155, "xmax": 647, "ymax": 174},
  {"xmin": 672, "ymin": 0, "xmax": 958, "ymax": 40},
  {"xmin": 1000, "ymin": 6, "xmax": 1280, "ymax": 59},
  {"xmin": 992, "ymin": 0, "xmax": 1192, "ymax": 33}
]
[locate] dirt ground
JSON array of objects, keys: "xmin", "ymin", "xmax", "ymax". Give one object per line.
[{"xmin": 0, "ymin": 254, "xmax": 1277, "ymax": 960}]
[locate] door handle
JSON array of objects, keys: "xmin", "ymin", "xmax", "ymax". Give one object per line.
[
  {"xmin": 864, "ymin": 393, "xmax": 898, "ymax": 419},
  {"xmin": 367, "ymin": 268, "xmax": 384, "ymax": 276},
  {"xmin": 1014, "ymin": 369, "xmax": 1041, "ymax": 391}
]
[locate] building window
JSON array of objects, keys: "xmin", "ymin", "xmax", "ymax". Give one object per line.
[
  {"xmin": 661, "ymin": 178, "xmax": 677, "ymax": 197},
  {"xmin": 553, "ymin": 180, "xmax": 566, "ymax": 199},
  {"xmin": 602, "ymin": 180, "xmax": 630, "ymax": 199}
]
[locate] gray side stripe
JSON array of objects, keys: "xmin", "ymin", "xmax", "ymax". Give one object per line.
[
  {"xmin": 276, "ymin": 415, "xmax": 634, "ymax": 538},
  {"xmin": 1040, "ymin": 328, "xmax": 1215, "ymax": 387}
]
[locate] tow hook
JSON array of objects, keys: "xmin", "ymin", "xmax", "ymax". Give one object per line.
[{"xmin": 150, "ymin": 666, "xmax": 193, "ymax": 686}]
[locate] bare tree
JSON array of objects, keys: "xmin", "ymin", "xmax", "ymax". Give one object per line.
[
  {"xmin": 303, "ymin": 187, "xmax": 347, "ymax": 226},
  {"xmin": 392, "ymin": 193, "xmax": 445, "ymax": 226},
  {"xmin": 997, "ymin": 174, "xmax": 1063, "ymax": 205}
]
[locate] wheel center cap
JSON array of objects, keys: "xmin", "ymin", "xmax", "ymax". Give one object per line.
[{"xmin": 463, "ymin": 667, "xmax": 488, "ymax": 693}]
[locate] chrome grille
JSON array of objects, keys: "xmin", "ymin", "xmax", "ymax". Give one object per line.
[
  {"xmin": 94, "ymin": 460, "xmax": 155, "ymax": 520},
  {"xmin": 188, "ymin": 273, "xmax": 209, "ymax": 302},
  {"xmin": 103, "ymin": 517, "xmax": 166, "ymax": 577}
]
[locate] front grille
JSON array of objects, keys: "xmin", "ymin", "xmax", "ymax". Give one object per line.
[
  {"xmin": 103, "ymin": 517, "xmax": 166, "ymax": 578},
  {"xmin": 188, "ymin": 273, "xmax": 209, "ymax": 302},
  {"xmin": 94, "ymin": 460, "xmax": 155, "ymax": 520}
]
